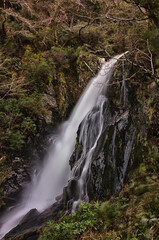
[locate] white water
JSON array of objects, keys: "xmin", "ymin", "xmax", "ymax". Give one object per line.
[
  {"xmin": 71, "ymin": 95, "xmax": 107, "ymax": 212},
  {"xmin": 0, "ymin": 53, "xmax": 127, "ymax": 239}
]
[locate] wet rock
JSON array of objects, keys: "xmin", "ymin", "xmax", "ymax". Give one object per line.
[
  {"xmin": 4, "ymin": 227, "xmax": 40, "ymax": 240},
  {"xmin": 19, "ymin": 209, "xmax": 39, "ymax": 225},
  {"xmin": 4, "ymin": 201, "xmax": 63, "ymax": 239},
  {"xmin": 4, "ymin": 157, "xmax": 31, "ymax": 198}
]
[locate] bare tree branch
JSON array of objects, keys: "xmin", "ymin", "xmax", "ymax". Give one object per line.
[
  {"xmin": 147, "ymin": 39, "xmax": 155, "ymax": 75},
  {"xmin": 0, "ymin": 8, "xmax": 37, "ymax": 33},
  {"xmin": 2, "ymin": 76, "xmax": 16, "ymax": 99},
  {"xmin": 104, "ymin": 11, "xmax": 148, "ymax": 22}
]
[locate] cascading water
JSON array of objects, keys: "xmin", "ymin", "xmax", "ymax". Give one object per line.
[
  {"xmin": 0, "ymin": 53, "xmax": 127, "ymax": 239},
  {"xmin": 71, "ymin": 95, "xmax": 107, "ymax": 212},
  {"xmin": 66, "ymin": 99, "xmax": 137, "ymax": 211},
  {"xmin": 66, "ymin": 53, "xmax": 136, "ymax": 209},
  {"xmin": 120, "ymin": 60, "xmax": 128, "ymax": 107}
]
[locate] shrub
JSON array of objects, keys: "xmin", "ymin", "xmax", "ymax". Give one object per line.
[{"xmin": 39, "ymin": 202, "xmax": 101, "ymax": 240}]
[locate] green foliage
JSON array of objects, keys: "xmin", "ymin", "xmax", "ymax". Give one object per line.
[
  {"xmin": 22, "ymin": 47, "xmax": 53, "ymax": 93},
  {"xmin": 100, "ymin": 201, "xmax": 122, "ymax": 226},
  {"xmin": 147, "ymin": 26, "xmax": 159, "ymax": 55},
  {"xmin": 39, "ymin": 202, "xmax": 101, "ymax": 240},
  {"xmin": 0, "ymin": 94, "xmax": 46, "ymax": 152},
  {"xmin": 40, "ymin": 175, "xmax": 159, "ymax": 240}
]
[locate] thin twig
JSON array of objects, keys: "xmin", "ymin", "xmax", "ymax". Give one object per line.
[
  {"xmin": 83, "ymin": 61, "xmax": 95, "ymax": 76},
  {"xmin": 147, "ymin": 39, "xmax": 155, "ymax": 75},
  {"xmin": 2, "ymin": 77, "xmax": 15, "ymax": 99},
  {"xmin": 105, "ymin": 12, "xmax": 148, "ymax": 22},
  {"xmin": 67, "ymin": 8, "xmax": 148, "ymax": 22}
]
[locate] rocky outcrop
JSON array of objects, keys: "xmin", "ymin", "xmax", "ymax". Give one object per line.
[
  {"xmin": 66, "ymin": 65, "xmax": 140, "ymax": 208},
  {"xmin": 4, "ymin": 201, "xmax": 64, "ymax": 240},
  {"xmin": 3, "ymin": 157, "xmax": 31, "ymax": 201},
  {"xmin": 67, "ymin": 104, "xmax": 137, "ymax": 207}
]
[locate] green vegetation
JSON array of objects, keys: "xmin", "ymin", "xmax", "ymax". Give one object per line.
[
  {"xmin": 40, "ymin": 154, "xmax": 159, "ymax": 240},
  {"xmin": 40, "ymin": 202, "xmax": 101, "ymax": 240}
]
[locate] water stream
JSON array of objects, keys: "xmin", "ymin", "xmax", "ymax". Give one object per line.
[{"xmin": 0, "ymin": 53, "xmax": 127, "ymax": 239}]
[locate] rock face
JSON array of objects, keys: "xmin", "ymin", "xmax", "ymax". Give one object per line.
[
  {"xmin": 67, "ymin": 100, "xmax": 137, "ymax": 207},
  {"xmin": 64, "ymin": 62, "xmax": 141, "ymax": 209},
  {"xmin": 92, "ymin": 110, "xmax": 136, "ymax": 199},
  {"xmin": 4, "ymin": 201, "xmax": 63, "ymax": 239},
  {"xmin": 3, "ymin": 157, "xmax": 31, "ymax": 201}
]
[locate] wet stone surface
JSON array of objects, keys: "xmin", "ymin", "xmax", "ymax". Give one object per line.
[{"xmin": 4, "ymin": 157, "xmax": 31, "ymax": 198}]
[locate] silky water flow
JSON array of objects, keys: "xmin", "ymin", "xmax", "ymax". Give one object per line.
[{"xmin": 0, "ymin": 53, "xmax": 127, "ymax": 239}]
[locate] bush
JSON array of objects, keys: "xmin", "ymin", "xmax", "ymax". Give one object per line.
[
  {"xmin": 39, "ymin": 202, "xmax": 101, "ymax": 240},
  {"xmin": 0, "ymin": 94, "xmax": 46, "ymax": 153}
]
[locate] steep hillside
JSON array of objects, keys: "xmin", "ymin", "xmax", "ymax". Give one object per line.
[{"xmin": 0, "ymin": 0, "xmax": 159, "ymax": 239}]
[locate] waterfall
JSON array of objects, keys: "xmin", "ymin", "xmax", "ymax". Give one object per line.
[
  {"xmin": 71, "ymin": 95, "xmax": 107, "ymax": 212},
  {"xmin": 120, "ymin": 59, "xmax": 128, "ymax": 107},
  {"xmin": 65, "ymin": 81, "xmax": 136, "ymax": 211},
  {"xmin": 0, "ymin": 53, "xmax": 127, "ymax": 239},
  {"xmin": 65, "ymin": 52, "xmax": 136, "ymax": 209}
]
